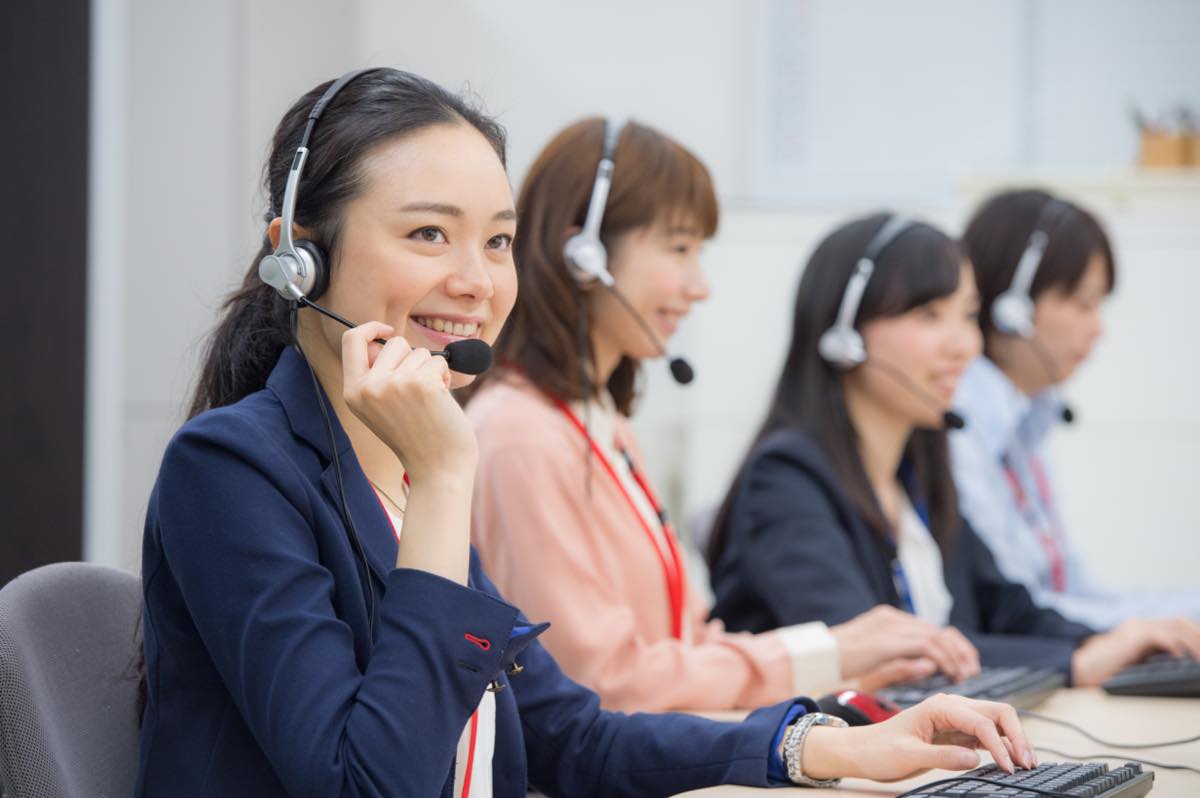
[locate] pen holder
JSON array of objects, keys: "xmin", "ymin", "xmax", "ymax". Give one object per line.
[
  {"xmin": 1186, "ymin": 134, "xmax": 1200, "ymax": 166},
  {"xmin": 1138, "ymin": 130, "xmax": 1187, "ymax": 167}
]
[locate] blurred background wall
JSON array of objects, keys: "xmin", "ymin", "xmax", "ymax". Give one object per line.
[{"xmin": 71, "ymin": 0, "xmax": 1200, "ymax": 590}]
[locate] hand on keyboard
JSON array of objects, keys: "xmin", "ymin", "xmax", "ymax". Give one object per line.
[
  {"xmin": 878, "ymin": 666, "xmax": 1065, "ymax": 709},
  {"xmin": 1072, "ymin": 616, "xmax": 1200, "ymax": 687},
  {"xmin": 1103, "ymin": 652, "xmax": 1200, "ymax": 697},
  {"xmin": 800, "ymin": 694, "xmax": 1034, "ymax": 783},
  {"xmin": 830, "ymin": 605, "xmax": 982, "ymax": 685}
]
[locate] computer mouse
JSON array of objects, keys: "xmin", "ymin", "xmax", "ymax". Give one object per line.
[{"xmin": 816, "ymin": 689, "xmax": 902, "ymax": 726}]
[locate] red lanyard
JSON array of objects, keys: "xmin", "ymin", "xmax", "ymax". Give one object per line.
[
  {"xmin": 372, "ymin": 489, "xmax": 480, "ymax": 797},
  {"xmin": 1002, "ymin": 456, "xmax": 1066, "ymax": 592},
  {"xmin": 552, "ymin": 397, "xmax": 688, "ymax": 640}
]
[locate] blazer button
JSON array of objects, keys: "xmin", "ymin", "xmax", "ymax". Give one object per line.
[
  {"xmin": 507, "ymin": 662, "xmax": 524, "ymax": 676},
  {"xmin": 486, "ymin": 679, "xmax": 506, "ymax": 693}
]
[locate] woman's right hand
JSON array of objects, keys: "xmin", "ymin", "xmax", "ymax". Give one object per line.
[
  {"xmin": 802, "ymin": 694, "xmax": 1035, "ymax": 783},
  {"xmin": 1071, "ymin": 616, "xmax": 1200, "ymax": 687},
  {"xmin": 341, "ymin": 322, "xmax": 478, "ymax": 482},
  {"xmin": 831, "ymin": 605, "xmax": 981, "ymax": 686}
]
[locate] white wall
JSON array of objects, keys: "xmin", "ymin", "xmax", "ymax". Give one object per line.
[
  {"xmin": 86, "ymin": 0, "xmax": 357, "ymax": 570},
  {"xmin": 89, "ymin": 1, "xmax": 1200, "ymax": 595},
  {"xmin": 355, "ymin": 0, "xmax": 754, "ymax": 194},
  {"xmin": 748, "ymin": 0, "xmax": 1200, "ymax": 203}
]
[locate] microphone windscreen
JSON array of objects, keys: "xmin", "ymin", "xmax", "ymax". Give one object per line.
[
  {"xmin": 943, "ymin": 410, "xmax": 966, "ymax": 430},
  {"xmin": 669, "ymin": 357, "xmax": 695, "ymax": 385},
  {"xmin": 1061, "ymin": 405, "xmax": 1075, "ymax": 424},
  {"xmin": 443, "ymin": 339, "xmax": 493, "ymax": 375}
]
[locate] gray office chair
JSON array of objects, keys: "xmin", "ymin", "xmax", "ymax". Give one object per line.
[{"xmin": 0, "ymin": 562, "xmax": 142, "ymax": 798}]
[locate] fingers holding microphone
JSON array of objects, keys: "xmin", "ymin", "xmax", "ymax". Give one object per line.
[{"xmin": 341, "ymin": 323, "xmax": 477, "ymax": 479}]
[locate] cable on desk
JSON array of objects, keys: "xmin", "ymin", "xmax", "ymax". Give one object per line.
[
  {"xmin": 894, "ymin": 775, "xmax": 1075, "ymax": 798},
  {"xmin": 1019, "ymin": 709, "xmax": 1200, "ymax": 749},
  {"xmin": 1033, "ymin": 746, "xmax": 1200, "ymax": 777}
]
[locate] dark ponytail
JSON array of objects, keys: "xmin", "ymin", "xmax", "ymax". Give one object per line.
[{"xmin": 187, "ymin": 67, "xmax": 507, "ymax": 418}]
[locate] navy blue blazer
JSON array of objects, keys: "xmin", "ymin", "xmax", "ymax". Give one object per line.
[
  {"xmin": 709, "ymin": 429, "xmax": 1094, "ymax": 676},
  {"xmin": 137, "ymin": 347, "xmax": 804, "ymax": 797}
]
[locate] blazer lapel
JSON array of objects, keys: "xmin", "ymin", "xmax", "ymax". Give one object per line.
[
  {"xmin": 268, "ymin": 346, "xmax": 397, "ymax": 584},
  {"xmin": 319, "ymin": 455, "xmax": 397, "ymax": 585}
]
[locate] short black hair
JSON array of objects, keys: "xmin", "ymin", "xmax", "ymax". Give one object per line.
[{"xmin": 962, "ymin": 189, "xmax": 1116, "ymax": 344}]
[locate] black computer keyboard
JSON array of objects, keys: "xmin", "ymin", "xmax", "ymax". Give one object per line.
[
  {"xmin": 904, "ymin": 761, "xmax": 1153, "ymax": 797},
  {"xmin": 879, "ymin": 666, "xmax": 1065, "ymax": 708},
  {"xmin": 1102, "ymin": 654, "xmax": 1200, "ymax": 698}
]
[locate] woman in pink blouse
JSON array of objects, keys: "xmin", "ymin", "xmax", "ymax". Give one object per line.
[{"xmin": 461, "ymin": 118, "xmax": 982, "ymax": 713}]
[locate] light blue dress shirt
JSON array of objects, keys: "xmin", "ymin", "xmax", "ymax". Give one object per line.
[{"xmin": 950, "ymin": 355, "xmax": 1200, "ymax": 630}]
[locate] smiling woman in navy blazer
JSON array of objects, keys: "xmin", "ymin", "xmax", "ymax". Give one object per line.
[
  {"xmin": 706, "ymin": 214, "xmax": 1200, "ymax": 690},
  {"xmin": 136, "ymin": 69, "xmax": 1040, "ymax": 797}
]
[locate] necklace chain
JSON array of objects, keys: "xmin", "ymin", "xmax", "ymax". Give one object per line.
[{"xmin": 368, "ymin": 478, "xmax": 407, "ymax": 516}]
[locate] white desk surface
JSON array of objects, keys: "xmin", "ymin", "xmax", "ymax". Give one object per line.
[{"xmin": 673, "ymin": 689, "xmax": 1199, "ymax": 796}]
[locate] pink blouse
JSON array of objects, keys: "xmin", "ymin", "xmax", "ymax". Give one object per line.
[{"xmin": 467, "ymin": 374, "xmax": 840, "ymax": 712}]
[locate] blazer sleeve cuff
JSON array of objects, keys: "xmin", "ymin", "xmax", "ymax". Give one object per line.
[
  {"xmin": 381, "ymin": 567, "xmax": 523, "ymax": 687},
  {"xmin": 773, "ymin": 622, "xmax": 841, "ymax": 696}
]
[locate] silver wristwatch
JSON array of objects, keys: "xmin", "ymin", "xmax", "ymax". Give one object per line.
[{"xmin": 782, "ymin": 711, "xmax": 849, "ymax": 787}]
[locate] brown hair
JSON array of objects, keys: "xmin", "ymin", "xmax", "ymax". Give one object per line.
[{"xmin": 462, "ymin": 117, "xmax": 717, "ymax": 415}]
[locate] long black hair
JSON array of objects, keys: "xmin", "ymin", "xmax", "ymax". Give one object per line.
[
  {"xmin": 187, "ymin": 67, "xmax": 507, "ymax": 418},
  {"xmin": 706, "ymin": 213, "xmax": 966, "ymax": 566}
]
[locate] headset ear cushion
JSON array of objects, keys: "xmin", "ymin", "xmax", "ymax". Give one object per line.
[
  {"xmin": 563, "ymin": 233, "xmax": 613, "ymax": 287},
  {"xmin": 992, "ymin": 292, "xmax": 1034, "ymax": 337},
  {"xmin": 294, "ymin": 240, "xmax": 330, "ymax": 302},
  {"xmin": 818, "ymin": 327, "xmax": 866, "ymax": 370}
]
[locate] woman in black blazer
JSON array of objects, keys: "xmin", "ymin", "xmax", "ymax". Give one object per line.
[
  {"xmin": 707, "ymin": 213, "xmax": 1200, "ymax": 687},
  {"xmin": 136, "ymin": 73, "xmax": 1040, "ymax": 796}
]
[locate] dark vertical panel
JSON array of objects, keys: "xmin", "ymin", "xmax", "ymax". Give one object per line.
[{"xmin": 0, "ymin": 0, "xmax": 90, "ymax": 585}]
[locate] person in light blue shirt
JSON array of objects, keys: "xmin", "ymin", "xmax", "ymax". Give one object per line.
[{"xmin": 952, "ymin": 189, "xmax": 1200, "ymax": 631}]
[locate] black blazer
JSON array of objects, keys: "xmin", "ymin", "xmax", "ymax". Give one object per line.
[
  {"xmin": 137, "ymin": 347, "xmax": 801, "ymax": 798},
  {"xmin": 709, "ymin": 429, "xmax": 1093, "ymax": 675}
]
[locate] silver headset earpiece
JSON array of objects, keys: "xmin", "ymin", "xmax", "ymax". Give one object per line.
[
  {"xmin": 992, "ymin": 197, "xmax": 1070, "ymax": 338},
  {"xmin": 819, "ymin": 215, "xmax": 916, "ymax": 370},
  {"xmin": 562, "ymin": 118, "xmax": 625, "ymax": 287},
  {"xmin": 259, "ymin": 68, "xmax": 374, "ymax": 303},
  {"xmin": 259, "ymin": 143, "xmax": 318, "ymax": 302}
]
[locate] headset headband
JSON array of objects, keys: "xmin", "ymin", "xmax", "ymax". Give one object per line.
[
  {"xmin": 829, "ymin": 215, "xmax": 915, "ymax": 334},
  {"xmin": 578, "ymin": 117, "xmax": 626, "ymax": 241}
]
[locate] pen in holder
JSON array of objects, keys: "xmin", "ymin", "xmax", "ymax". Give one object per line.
[{"xmin": 1132, "ymin": 105, "xmax": 1198, "ymax": 167}]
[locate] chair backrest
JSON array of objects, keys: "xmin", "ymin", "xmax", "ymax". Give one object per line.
[{"xmin": 0, "ymin": 562, "xmax": 142, "ymax": 798}]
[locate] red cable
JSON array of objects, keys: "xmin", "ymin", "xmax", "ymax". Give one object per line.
[
  {"xmin": 1003, "ymin": 464, "xmax": 1066, "ymax": 592},
  {"xmin": 553, "ymin": 397, "xmax": 686, "ymax": 639},
  {"xmin": 459, "ymin": 710, "xmax": 479, "ymax": 798}
]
